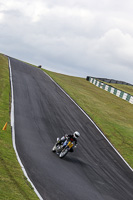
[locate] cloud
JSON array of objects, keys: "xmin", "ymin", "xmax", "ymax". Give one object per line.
[
  {"xmin": 94, "ymin": 29, "xmax": 133, "ymax": 69},
  {"xmin": 0, "ymin": 0, "xmax": 133, "ymax": 84}
]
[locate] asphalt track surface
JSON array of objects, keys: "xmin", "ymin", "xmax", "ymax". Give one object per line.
[{"xmin": 10, "ymin": 57, "xmax": 133, "ymax": 200}]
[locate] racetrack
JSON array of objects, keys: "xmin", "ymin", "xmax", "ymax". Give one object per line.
[{"xmin": 10, "ymin": 57, "xmax": 133, "ymax": 200}]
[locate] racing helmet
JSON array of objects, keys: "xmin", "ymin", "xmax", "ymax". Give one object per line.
[{"xmin": 73, "ymin": 131, "xmax": 80, "ymax": 138}]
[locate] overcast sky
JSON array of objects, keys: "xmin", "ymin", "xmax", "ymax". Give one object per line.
[{"xmin": 0, "ymin": 0, "xmax": 133, "ymax": 84}]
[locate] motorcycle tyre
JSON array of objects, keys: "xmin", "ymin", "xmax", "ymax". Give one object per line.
[
  {"xmin": 59, "ymin": 149, "xmax": 68, "ymax": 158},
  {"xmin": 52, "ymin": 144, "xmax": 56, "ymax": 152}
]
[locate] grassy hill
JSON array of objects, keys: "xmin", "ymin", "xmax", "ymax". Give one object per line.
[
  {"xmin": 43, "ymin": 69, "xmax": 133, "ymax": 169},
  {"xmin": 0, "ymin": 54, "xmax": 39, "ymax": 200}
]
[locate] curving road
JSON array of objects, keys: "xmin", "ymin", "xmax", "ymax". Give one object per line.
[{"xmin": 10, "ymin": 57, "xmax": 133, "ymax": 200}]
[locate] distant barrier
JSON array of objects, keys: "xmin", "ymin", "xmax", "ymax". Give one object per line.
[
  {"xmin": 86, "ymin": 76, "xmax": 133, "ymax": 86},
  {"xmin": 86, "ymin": 76, "xmax": 133, "ymax": 104}
]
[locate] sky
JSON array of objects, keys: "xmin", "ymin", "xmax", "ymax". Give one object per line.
[{"xmin": 0, "ymin": 0, "xmax": 133, "ymax": 84}]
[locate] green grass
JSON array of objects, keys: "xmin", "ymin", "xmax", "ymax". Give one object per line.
[
  {"xmin": 0, "ymin": 54, "xmax": 39, "ymax": 200},
  {"xmin": 44, "ymin": 69, "xmax": 133, "ymax": 169}
]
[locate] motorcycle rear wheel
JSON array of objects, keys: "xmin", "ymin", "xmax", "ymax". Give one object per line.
[{"xmin": 52, "ymin": 145, "xmax": 56, "ymax": 152}]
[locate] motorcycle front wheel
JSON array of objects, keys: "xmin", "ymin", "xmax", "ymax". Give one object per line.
[{"xmin": 59, "ymin": 149, "xmax": 68, "ymax": 158}]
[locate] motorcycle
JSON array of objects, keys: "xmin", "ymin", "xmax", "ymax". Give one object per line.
[{"xmin": 52, "ymin": 138, "xmax": 74, "ymax": 158}]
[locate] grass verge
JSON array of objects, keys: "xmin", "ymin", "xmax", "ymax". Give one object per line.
[
  {"xmin": 0, "ymin": 54, "xmax": 39, "ymax": 200},
  {"xmin": 44, "ymin": 69, "xmax": 133, "ymax": 169}
]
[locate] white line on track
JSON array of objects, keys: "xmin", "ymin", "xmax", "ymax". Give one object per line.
[
  {"xmin": 44, "ymin": 70, "xmax": 133, "ymax": 172},
  {"xmin": 9, "ymin": 58, "xmax": 43, "ymax": 200}
]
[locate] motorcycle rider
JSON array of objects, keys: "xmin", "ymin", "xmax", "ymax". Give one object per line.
[{"xmin": 56, "ymin": 131, "xmax": 80, "ymax": 152}]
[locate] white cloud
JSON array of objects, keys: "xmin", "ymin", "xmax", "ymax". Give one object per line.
[
  {"xmin": 94, "ymin": 29, "xmax": 133, "ymax": 68},
  {"xmin": 0, "ymin": 0, "xmax": 133, "ymax": 84}
]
